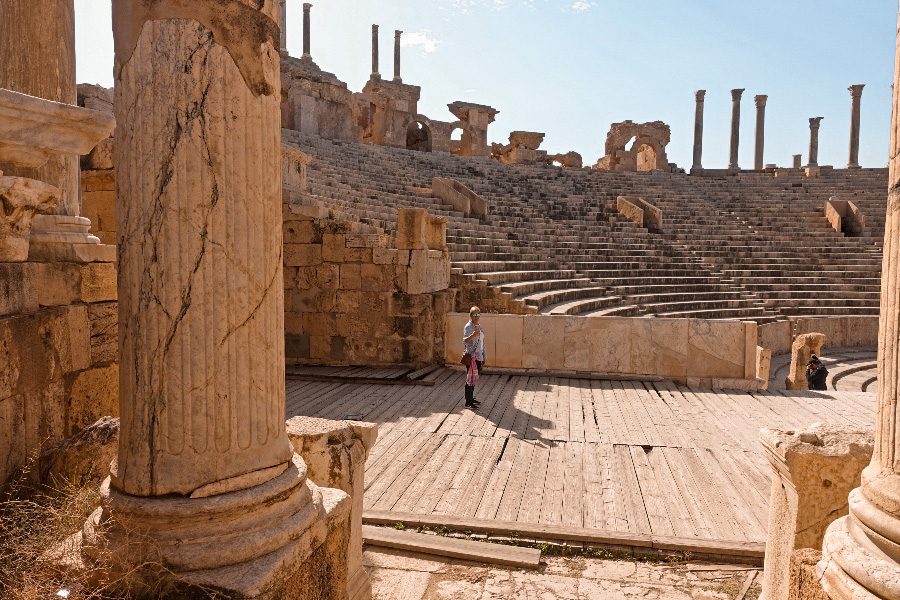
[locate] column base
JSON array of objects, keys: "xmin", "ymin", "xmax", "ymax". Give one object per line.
[
  {"xmin": 28, "ymin": 214, "xmax": 115, "ymax": 263},
  {"xmin": 818, "ymin": 487, "xmax": 900, "ymax": 599},
  {"xmin": 74, "ymin": 455, "xmax": 352, "ymax": 599}
]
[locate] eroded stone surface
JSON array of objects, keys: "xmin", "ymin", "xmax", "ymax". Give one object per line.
[{"xmin": 785, "ymin": 332, "xmax": 826, "ymax": 391}]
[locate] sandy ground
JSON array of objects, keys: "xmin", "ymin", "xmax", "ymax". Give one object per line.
[{"xmin": 364, "ymin": 546, "xmax": 761, "ymax": 600}]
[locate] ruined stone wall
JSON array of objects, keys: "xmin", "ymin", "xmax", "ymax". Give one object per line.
[
  {"xmin": 80, "ymin": 169, "xmax": 116, "ymax": 245},
  {"xmin": 0, "ymin": 261, "xmax": 117, "ymax": 489},
  {"xmin": 283, "ymin": 204, "xmax": 453, "ymax": 366}
]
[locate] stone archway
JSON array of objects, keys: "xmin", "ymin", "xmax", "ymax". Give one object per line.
[
  {"xmin": 635, "ymin": 143, "xmax": 658, "ymax": 172},
  {"xmin": 406, "ymin": 117, "xmax": 433, "ymax": 152}
]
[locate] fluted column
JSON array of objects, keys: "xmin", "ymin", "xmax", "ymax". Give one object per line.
[
  {"xmin": 692, "ymin": 90, "xmax": 705, "ymax": 172},
  {"xmin": 393, "ymin": 30, "xmax": 402, "ymax": 82},
  {"xmin": 818, "ymin": 11, "xmax": 900, "ymax": 599},
  {"xmin": 729, "ymin": 88, "xmax": 744, "ymax": 171},
  {"xmin": 0, "ymin": 0, "xmax": 79, "ymax": 217},
  {"xmin": 113, "ymin": 2, "xmax": 290, "ymax": 498},
  {"xmin": 754, "ymin": 95, "xmax": 767, "ymax": 171},
  {"xmin": 302, "ymin": 2, "xmax": 312, "ymax": 59},
  {"xmin": 808, "ymin": 117, "xmax": 823, "ymax": 168},
  {"xmin": 848, "ymin": 84, "xmax": 865, "ymax": 169},
  {"xmin": 372, "ymin": 24, "xmax": 380, "ymax": 78}
]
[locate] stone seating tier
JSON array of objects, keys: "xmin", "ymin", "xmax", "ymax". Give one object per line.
[{"xmin": 285, "ymin": 130, "xmax": 888, "ymax": 321}]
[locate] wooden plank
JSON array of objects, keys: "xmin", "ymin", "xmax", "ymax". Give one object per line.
[
  {"xmin": 391, "ymin": 433, "xmax": 460, "ymax": 514},
  {"xmin": 370, "ymin": 434, "xmax": 444, "ymax": 511},
  {"xmin": 434, "ymin": 436, "xmax": 489, "ymax": 516},
  {"xmin": 362, "ymin": 525, "xmax": 542, "ymax": 569},
  {"xmin": 495, "ymin": 439, "xmax": 536, "ymax": 522},
  {"xmin": 475, "ymin": 436, "xmax": 521, "ymax": 520},
  {"xmin": 613, "ymin": 445, "xmax": 653, "ymax": 535},
  {"xmin": 628, "ymin": 445, "xmax": 675, "ymax": 537},
  {"xmin": 517, "ymin": 441, "xmax": 551, "ymax": 524},
  {"xmin": 459, "ymin": 437, "xmax": 505, "ymax": 518},
  {"xmin": 562, "ymin": 440, "xmax": 584, "ymax": 528},
  {"xmin": 539, "ymin": 441, "xmax": 566, "ymax": 525}
]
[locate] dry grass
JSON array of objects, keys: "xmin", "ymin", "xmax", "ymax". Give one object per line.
[{"xmin": 0, "ymin": 459, "xmax": 220, "ymax": 600}]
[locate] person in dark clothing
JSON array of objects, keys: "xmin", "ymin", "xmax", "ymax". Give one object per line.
[{"xmin": 806, "ymin": 355, "xmax": 829, "ymax": 391}]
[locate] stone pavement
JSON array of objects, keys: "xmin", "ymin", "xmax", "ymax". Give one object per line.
[{"xmin": 365, "ymin": 546, "xmax": 760, "ymax": 600}]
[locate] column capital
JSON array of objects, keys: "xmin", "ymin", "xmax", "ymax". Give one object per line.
[
  {"xmin": 695, "ymin": 89, "xmax": 706, "ymax": 102},
  {"xmin": 731, "ymin": 88, "xmax": 745, "ymax": 100},
  {"xmin": 849, "ymin": 83, "xmax": 865, "ymax": 98},
  {"xmin": 754, "ymin": 94, "xmax": 768, "ymax": 107},
  {"xmin": 395, "ymin": 29, "xmax": 403, "ymax": 38},
  {"xmin": 809, "ymin": 116, "xmax": 824, "ymax": 129},
  {"xmin": 372, "ymin": 23, "xmax": 379, "ymax": 32},
  {"xmin": 303, "ymin": 2, "xmax": 312, "ymax": 10}
]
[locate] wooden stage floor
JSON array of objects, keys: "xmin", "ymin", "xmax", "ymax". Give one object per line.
[{"xmin": 285, "ymin": 367, "xmax": 875, "ymax": 554}]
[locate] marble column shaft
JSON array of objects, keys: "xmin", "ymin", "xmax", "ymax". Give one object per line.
[
  {"xmin": 729, "ymin": 88, "xmax": 744, "ymax": 170},
  {"xmin": 808, "ymin": 117, "xmax": 823, "ymax": 167},
  {"xmin": 372, "ymin": 24, "xmax": 379, "ymax": 77},
  {"xmin": 817, "ymin": 10, "xmax": 900, "ymax": 598},
  {"xmin": 754, "ymin": 95, "xmax": 767, "ymax": 171},
  {"xmin": 692, "ymin": 90, "xmax": 705, "ymax": 172},
  {"xmin": 393, "ymin": 30, "xmax": 402, "ymax": 82},
  {"xmin": 113, "ymin": 8, "xmax": 291, "ymax": 497},
  {"xmin": 848, "ymin": 84, "xmax": 865, "ymax": 169},
  {"xmin": 302, "ymin": 2, "xmax": 311, "ymax": 58},
  {"xmin": 0, "ymin": 0, "xmax": 79, "ymax": 216}
]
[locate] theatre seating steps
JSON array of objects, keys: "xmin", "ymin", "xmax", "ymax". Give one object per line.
[{"xmin": 284, "ymin": 130, "xmax": 887, "ymax": 323}]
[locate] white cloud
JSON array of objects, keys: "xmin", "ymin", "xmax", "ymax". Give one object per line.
[
  {"xmin": 401, "ymin": 30, "xmax": 442, "ymax": 54},
  {"xmin": 571, "ymin": 1, "xmax": 595, "ymax": 11}
]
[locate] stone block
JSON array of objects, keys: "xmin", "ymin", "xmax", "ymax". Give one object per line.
[
  {"xmin": 394, "ymin": 208, "xmax": 428, "ymax": 250},
  {"xmin": 788, "ymin": 549, "xmax": 831, "ymax": 600},
  {"xmin": 403, "ymin": 249, "xmax": 450, "ymax": 295},
  {"xmin": 757, "ymin": 346, "xmax": 772, "ymax": 384},
  {"xmin": 24, "ymin": 378, "xmax": 66, "ymax": 459},
  {"xmin": 0, "ymin": 262, "xmax": 38, "ymax": 317},
  {"xmin": 322, "ymin": 233, "xmax": 346, "ymax": 261},
  {"xmin": 443, "ymin": 313, "xmax": 470, "ymax": 363},
  {"xmin": 346, "ymin": 233, "xmax": 387, "ymax": 248},
  {"xmin": 79, "ymin": 262, "xmax": 117, "ymax": 303},
  {"xmin": 283, "ymin": 220, "xmax": 319, "ymax": 244},
  {"xmin": 759, "ymin": 320, "xmax": 792, "ymax": 356},
  {"xmin": 33, "ymin": 262, "xmax": 81, "ymax": 308},
  {"xmin": 88, "ymin": 302, "xmax": 117, "ymax": 365},
  {"xmin": 487, "ymin": 314, "xmax": 524, "ymax": 368},
  {"xmin": 686, "ymin": 320, "xmax": 746, "ymax": 380},
  {"xmin": 283, "ymin": 243, "xmax": 323, "ymax": 266},
  {"xmin": 285, "ymin": 334, "xmax": 310, "ymax": 359},
  {"xmin": 40, "ymin": 415, "xmax": 119, "ymax": 486},
  {"xmin": 0, "ymin": 394, "xmax": 25, "ymax": 490},
  {"xmin": 340, "ymin": 264, "xmax": 362, "ymax": 290},
  {"xmin": 359, "ymin": 263, "xmax": 386, "ymax": 291},
  {"xmin": 286, "ymin": 416, "xmax": 378, "ymax": 600},
  {"xmin": 372, "ymin": 248, "xmax": 399, "ymax": 265},
  {"xmin": 316, "ymin": 263, "xmax": 340, "ymax": 289},
  {"xmin": 65, "ymin": 364, "xmax": 119, "ymax": 436},
  {"xmin": 522, "ymin": 315, "xmax": 566, "ymax": 370},
  {"xmin": 344, "ymin": 247, "xmax": 373, "ymax": 263},
  {"xmin": 760, "ymin": 426, "xmax": 873, "ymax": 600},
  {"xmin": 786, "ymin": 333, "xmax": 826, "ymax": 391}
]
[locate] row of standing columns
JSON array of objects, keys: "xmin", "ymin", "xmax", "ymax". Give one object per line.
[
  {"xmin": 691, "ymin": 84, "xmax": 865, "ymax": 172},
  {"xmin": 276, "ymin": 2, "xmax": 404, "ymax": 82}
]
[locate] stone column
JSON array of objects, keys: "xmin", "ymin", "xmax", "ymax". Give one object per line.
[
  {"xmin": 793, "ymin": 154, "xmax": 803, "ymax": 170},
  {"xmin": 0, "ymin": 0, "xmax": 78, "ymax": 218},
  {"xmin": 808, "ymin": 117, "xmax": 823, "ymax": 167},
  {"xmin": 277, "ymin": 0, "xmax": 287, "ymax": 51},
  {"xmin": 848, "ymin": 84, "xmax": 865, "ymax": 169},
  {"xmin": 302, "ymin": 2, "xmax": 312, "ymax": 60},
  {"xmin": 90, "ymin": 3, "xmax": 351, "ymax": 594},
  {"xmin": 754, "ymin": 94, "xmax": 768, "ymax": 171},
  {"xmin": 817, "ymin": 14, "xmax": 900, "ymax": 598},
  {"xmin": 729, "ymin": 88, "xmax": 744, "ymax": 171},
  {"xmin": 372, "ymin": 24, "xmax": 380, "ymax": 78},
  {"xmin": 691, "ymin": 90, "xmax": 705, "ymax": 172},
  {"xmin": 393, "ymin": 30, "xmax": 403, "ymax": 82}
]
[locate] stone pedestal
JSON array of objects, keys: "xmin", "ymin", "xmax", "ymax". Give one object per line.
[
  {"xmin": 729, "ymin": 88, "xmax": 744, "ymax": 171},
  {"xmin": 785, "ymin": 333, "xmax": 826, "ymax": 391},
  {"xmin": 287, "ymin": 417, "xmax": 378, "ymax": 600},
  {"xmin": 691, "ymin": 90, "xmax": 705, "ymax": 173},
  {"xmin": 817, "ymin": 16, "xmax": 900, "ymax": 598},
  {"xmin": 760, "ymin": 426, "xmax": 873, "ymax": 600},
  {"xmin": 76, "ymin": 2, "xmax": 353, "ymax": 597},
  {"xmin": 848, "ymin": 85, "xmax": 865, "ymax": 169}
]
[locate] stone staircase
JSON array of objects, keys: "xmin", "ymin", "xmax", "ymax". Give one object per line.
[{"xmin": 283, "ymin": 130, "xmax": 887, "ymax": 322}]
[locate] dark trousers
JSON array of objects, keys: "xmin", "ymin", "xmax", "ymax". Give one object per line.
[{"xmin": 465, "ymin": 360, "xmax": 483, "ymax": 403}]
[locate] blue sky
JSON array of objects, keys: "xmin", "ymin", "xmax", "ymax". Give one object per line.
[{"xmin": 74, "ymin": 0, "xmax": 897, "ymax": 169}]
